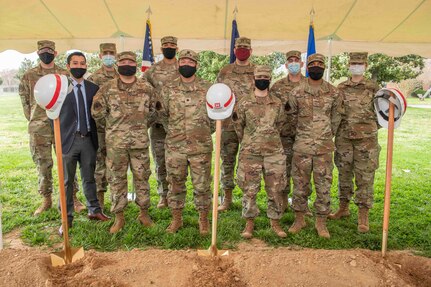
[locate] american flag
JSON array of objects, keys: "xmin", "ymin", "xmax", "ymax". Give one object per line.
[{"xmin": 141, "ymin": 19, "xmax": 154, "ymax": 72}]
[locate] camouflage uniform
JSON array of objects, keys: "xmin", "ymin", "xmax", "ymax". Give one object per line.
[
  {"xmin": 159, "ymin": 51, "xmax": 212, "ymax": 211},
  {"xmin": 87, "ymin": 43, "xmax": 119, "ymax": 196},
  {"xmin": 142, "ymin": 36, "xmax": 179, "ymax": 198},
  {"xmin": 335, "ymin": 52, "xmax": 380, "ymax": 209},
  {"xmin": 290, "ymin": 54, "xmax": 344, "ymax": 216},
  {"xmin": 18, "ymin": 40, "xmax": 72, "ymax": 199},
  {"xmin": 91, "ymin": 52, "xmax": 155, "ymax": 214},
  {"xmin": 270, "ymin": 50, "xmax": 305, "ymax": 202},
  {"xmin": 233, "ymin": 87, "xmax": 287, "ymax": 219},
  {"xmin": 217, "ymin": 37, "xmax": 255, "ymax": 194}
]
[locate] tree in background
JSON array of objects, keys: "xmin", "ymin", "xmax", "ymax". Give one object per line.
[
  {"xmin": 0, "ymin": 77, "xmax": 3, "ymax": 85},
  {"xmin": 330, "ymin": 53, "xmax": 425, "ymax": 85}
]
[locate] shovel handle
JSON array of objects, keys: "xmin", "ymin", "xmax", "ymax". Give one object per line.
[
  {"xmin": 53, "ymin": 118, "xmax": 72, "ymax": 263},
  {"xmin": 210, "ymin": 120, "xmax": 222, "ymax": 256},
  {"xmin": 382, "ymin": 98, "xmax": 395, "ymax": 257}
]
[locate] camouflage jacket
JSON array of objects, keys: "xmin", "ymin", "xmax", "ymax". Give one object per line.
[
  {"xmin": 142, "ymin": 60, "xmax": 179, "ymax": 125},
  {"xmin": 270, "ymin": 74, "xmax": 306, "ymax": 138},
  {"xmin": 337, "ymin": 78, "xmax": 380, "ymax": 139},
  {"xmin": 91, "ymin": 78, "xmax": 155, "ymax": 149},
  {"xmin": 87, "ymin": 67, "xmax": 118, "ymax": 88},
  {"xmin": 19, "ymin": 64, "xmax": 69, "ymax": 135},
  {"xmin": 216, "ymin": 62, "xmax": 255, "ymax": 131},
  {"xmin": 289, "ymin": 79, "xmax": 344, "ymax": 155},
  {"xmin": 159, "ymin": 77, "xmax": 213, "ymax": 155},
  {"xmin": 233, "ymin": 92, "xmax": 286, "ymax": 156}
]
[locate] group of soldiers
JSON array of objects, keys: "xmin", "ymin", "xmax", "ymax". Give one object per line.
[{"xmin": 19, "ymin": 36, "xmax": 380, "ymax": 239}]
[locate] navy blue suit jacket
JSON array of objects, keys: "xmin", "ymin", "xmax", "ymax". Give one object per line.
[{"xmin": 59, "ymin": 79, "xmax": 99, "ymax": 154}]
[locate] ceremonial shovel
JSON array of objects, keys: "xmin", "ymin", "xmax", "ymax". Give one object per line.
[
  {"xmin": 50, "ymin": 118, "xmax": 84, "ymax": 266},
  {"xmin": 198, "ymin": 120, "xmax": 229, "ymax": 257},
  {"xmin": 198, "ymin": 83, "xmax": 234, "ymax": 257}
]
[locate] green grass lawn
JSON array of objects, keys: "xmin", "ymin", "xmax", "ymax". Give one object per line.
[{"xmin": 0, "ymin": 93, "xmax": 430, "ymax": 256}]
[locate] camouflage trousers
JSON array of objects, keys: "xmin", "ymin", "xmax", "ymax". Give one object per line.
[
  {"xmin": 236, "ymin": 151, "xmax": 287, "ymax": 220},
  {"xmin": 149, "ymin": 124, "xmax": 169, "ymax": 197},
  {"xmin": 291, "ymin": 152, "xmax": 333, "ymax": 216},
  {"xmin": 281, "ymin": 136, "xmax": 295, "ymax": 200},
  {"xmin": 30, "ymin": 132, "xmax": 79, "ymax": 197},
  {"xmin": 335, "ymin": 136, "xmax": 380, "ymax": 209},
  {"xmin": 30, "ymin": 133, "xmax": 54, "ymax": 197},
  {"xmin": 221, "ymin": 130, "xmax": 239, "ymax": 192},
  {"xmin": 106, "ymin": 147, "xmax": 151, "ymax": 214},
  {"xmin": 165, "ymin": 150, "xmax": 212, "ymax": 211},
  {"xmin": 95, "ymin": 131, "xmax": 108, "ymax": 193}
]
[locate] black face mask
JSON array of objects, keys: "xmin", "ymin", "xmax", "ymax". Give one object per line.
[
  {"xmin": 118, "ymin": 65, "xmax": 137, "ymax": 76},
  {"xmin": 179, "ymin": 65, "xmax": 196, "ymax": 78},
  {"xmin": 162, "ymin": 48, "xmax": 177, "ymax": 60},
  {"xmin": 255, "ymin": 79, "xmax": 270, "ymax": 91},
  {"xmin": 39, "ymin": 52, "xmax": 55, "ymax": 64},
  {"xmin": 308, "ymin": 66, "xmax": 325, "ymax": 80},
  {"xmin": 70, "ymin": 68, "xmax": 87, "ymax": 79}
]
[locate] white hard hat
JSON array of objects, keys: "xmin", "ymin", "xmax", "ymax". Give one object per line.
[
  {"xmin": 374, "ymin": 88, "xmax": 407, "ymax": 129},
  {"xmin": 206, "ymin": 83, "xmax": 235, "ymax": 120},
  {"xmin": 34, "ymin": 74, "xmax": 71, "ymax": 120}
]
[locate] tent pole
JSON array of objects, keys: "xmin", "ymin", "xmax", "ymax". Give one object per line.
[{"xmin": 326, "ymin": 37, "xmax": 332, "ymax": 82}]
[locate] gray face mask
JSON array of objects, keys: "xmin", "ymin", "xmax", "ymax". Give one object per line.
[{"xmin": 102, "ymin": 55, "xmax": 116, "ymax": 67}]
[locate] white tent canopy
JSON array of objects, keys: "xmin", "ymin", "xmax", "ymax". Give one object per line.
[{"xmin": 1, "ymin": 0, "xmax": 430, "ymax": 57}]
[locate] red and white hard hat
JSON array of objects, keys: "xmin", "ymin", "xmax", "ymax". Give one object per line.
[
  {"xmin": 374, "ymin": 88, "xmax": 407, "ymax": 129},
  {"xmin": 34, "ymin": 74, "xmax": 71, "ymax": 120},
  {"xmin": 206, "ymin": 83, "xmax": 235, "ymax": 120}
]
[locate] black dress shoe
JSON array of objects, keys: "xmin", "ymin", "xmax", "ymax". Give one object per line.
[{"xmin": 88, "ymin": 212, "xmax": 111, "ymax": 221}]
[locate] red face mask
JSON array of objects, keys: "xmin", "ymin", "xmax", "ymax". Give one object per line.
[{"xmin": 235, "ymin": 48, "xmax": 251, "ymax": 61}]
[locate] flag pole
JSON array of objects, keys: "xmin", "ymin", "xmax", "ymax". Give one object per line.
[{"xmin": 326, "ymin": 37, "xmax": 332, "ymax": 82}]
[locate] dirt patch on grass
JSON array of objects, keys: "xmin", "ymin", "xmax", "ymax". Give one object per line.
[{"xmin": 0, "ymin": 243, "xmax": 430, "ymax": 286}]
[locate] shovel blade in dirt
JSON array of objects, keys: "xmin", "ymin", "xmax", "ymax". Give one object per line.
[
  {"xmin": 197, "ymin": 245, "xmax": 229, "ymax": 257},
  {"xmin": 50, "ymin": 247, "xmax": 85, "ymax": 267}
]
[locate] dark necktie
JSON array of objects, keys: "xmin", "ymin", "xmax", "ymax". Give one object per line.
[{"xmin": 76, "ymin": 84, "xmax": 88, "ymax": 136}]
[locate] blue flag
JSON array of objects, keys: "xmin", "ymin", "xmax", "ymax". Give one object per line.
[
  {"xmin": 229, "ymin": 19, "xmax": 240, "ymax": 64},
  {"xmin": 306, "ymin": 23, "xmax": 316, "ymax": 77},
  {"xmin": 141, "ymin": 19, "xmax": 154, "ymax": 72}
]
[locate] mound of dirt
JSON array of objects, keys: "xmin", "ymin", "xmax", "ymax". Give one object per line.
[{"xmin": 0, "ymin": 240, "xmax": 430, "ymax": 287}]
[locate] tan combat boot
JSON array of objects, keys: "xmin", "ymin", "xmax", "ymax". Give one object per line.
[
  {"xmin": 358, "ymin": 208, "xmax": 370, "ymax": 233},
  {"xmin": 218, "ymin": 189, "xmax": 233, "ymax": 212},
  {"xmin": 157, "ymin": 196, "xmax": 168, "ymax": 209},
  {"xmin": 315, "ymin": 216, "xmax": 330, "ymax": 238},
  {"xmin": 199, "ymin": 210, "xmax": 210, "ymax": 235},
  {"xmin": 97, "ymin": 191, "xmax": 105, "ymax": 210},
  {"xmin": 241, "ymin": 218, "xmax": 254, "ymax": 239},
  {"xmin": 328, "ymin": 201, "xmax": 350, "ymax": 219},
  {"xmin": 166, "ymin": 209, "xmax": 183, "ymax": 233},
  {"xmin": 288, "ymin": 212, "xmax": 307, "ymax": 234},
  {"xmin": 33, "ymin": 195, "xmax": 52, "ymax": 216},
  {"xmin": 73, "ymin": 192, "xmax": 86, "ymax": 213},
  {"xmin": 271, "ymin": 219, "xmax": 287, "ymax": 238},
  {"xmin": 138, "ymin": 209, "xmax": 154, "ymax": 227},
  {"xmin": 110, "ymin": 212, "xmax": 125, "ymax": 234}
]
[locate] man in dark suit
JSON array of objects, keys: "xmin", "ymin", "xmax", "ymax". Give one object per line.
[{"xmin": 60, "ymin": 51, "xmax": 110, "ymax": 234}]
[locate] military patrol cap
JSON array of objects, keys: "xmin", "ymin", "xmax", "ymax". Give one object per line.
[
  {"xmin": 117, "ymin": 51, "xmax": 136, "ymax": 62},
  {"xmin": 178, "ymin": 49, "xmax": 198, "ymax": 62},
  {"xmin": 307, "ymin": 53, "xmax": 326, "ymax": 66},
  {"xmin": 349, "ymin": 52, "xmax": 368, "ymax": 64},
  {"xmin": 161, "ymin": 36, "xmax": 178, "ymax": 45},
  {"xmin": 254, "ymin": 65, "xmax": 272, "ymax": 78},
  {"xmin": 235, "ymin": 37, "xmax": 251, "ymax": 48},
  {"xmin": 100, "ymin": 43, "xmax": 116, "ymax": 53},
  {"xmin": 286, "ymin": 50, "xmax": 301, "ymax": 60},
  {"xmin": 37, "ymin": 40, "xmax": 55, "ymax": 51}
]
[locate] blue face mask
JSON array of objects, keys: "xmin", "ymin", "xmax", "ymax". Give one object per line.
[
  {"xmin": 287, "ymin": 62, "xmax": 301, "ymax": 75},
  {"xmin": 102, "ymin": 55, "xmax": 116, "ymax": 67}
]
